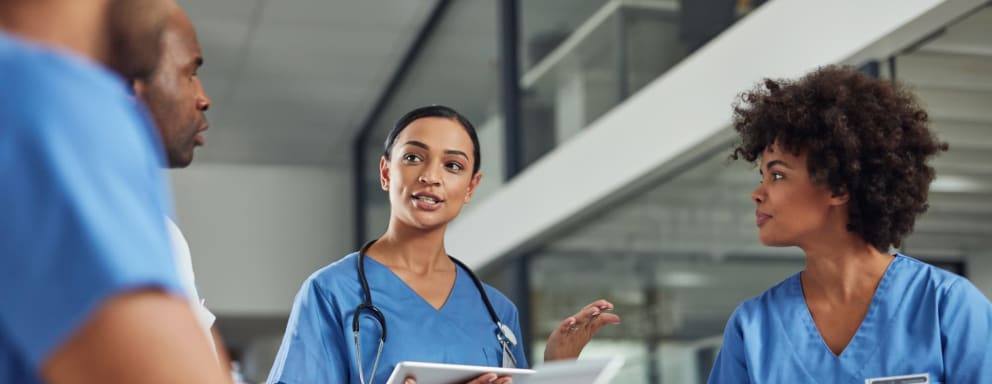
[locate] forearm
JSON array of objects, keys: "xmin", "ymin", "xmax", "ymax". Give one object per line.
[{"xmin": 42, "ymin": 290, "xmax": 233, "ymax": 384}]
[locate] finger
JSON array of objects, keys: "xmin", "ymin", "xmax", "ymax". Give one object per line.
[
  {"xmin": 581, "ymin": 299, "xmax": 614, "ymax": 313},
  {"xmin": 576, "ymin": 305, "xmax": 607, "ymax": 324},
  {"xmin": 594, "ymin": 313, "xmax": 621, "ymax": 326},
  {"xmin": 494, "ymin": 376, "xmax": 514, "ymax": 384},
  {"xmin": 556, "ymin": 316, "xmax": 577, "ymax": 333},
  {"xmin": 587, "ymin": 313, "xmax": 622, "ymax": 333},
  {"xmin": 466, "ymin": 373, "xmax": 498, "ymax": 383},
  {"xmin": 404, "ymin": 377, "xmax": 417, "ymax": 384}
]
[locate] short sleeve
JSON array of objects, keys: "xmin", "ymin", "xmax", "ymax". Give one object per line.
[
  {"xmin": 0, "ymin": 94, "xmax": 181, "ymax": 370},
  {"xmin": 707, "ymin": 306, "xmax": 750, "ymax": 384},
  {"xmin": 938, "ymin": 278, "xmax": 992, "ymax": 382},
  {"xmin": 267, "ymin": 277, "xmax": 349, "ymax": 384}
]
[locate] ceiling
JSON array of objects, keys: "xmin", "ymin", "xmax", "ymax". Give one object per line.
[
  {"xmin": 176, "ymin": 0, "xmax": 437, "ymax": 166},
  {"xmin": 360, "ymin": 0, "xmax": 612, "ymax": 150},
  {"xmin": 176, "ymin": 0, "xmax": 614, "ymax": 169}
]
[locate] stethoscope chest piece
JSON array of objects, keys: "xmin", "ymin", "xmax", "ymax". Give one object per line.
[{"xmin": 498, "ymin": 323, "xmax": 517, "ymax": 346}]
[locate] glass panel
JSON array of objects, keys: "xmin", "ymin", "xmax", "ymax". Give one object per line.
[
  {"xmin": 515, "ymin": 0, "xmax": 765, "ymax": 168},
  {"xmin": 360, "ymin": 0, "xmax": 502, "ymax": 238},
  {"xmin": 522, "ymin": 143, "xmax": 805, "ymax": 382},
  {"xmin": 520, "ymin": 0, "xmax": 610, "ymax": 71},
  {"xmin": 893, "ymin": 4, "xmax": 992, "ymax": 260}
]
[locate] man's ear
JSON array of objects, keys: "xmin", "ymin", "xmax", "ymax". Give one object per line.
[
  {"xmin": 379, "ymin": 156, "xmax": 390, "ymax": 191},
  {"xmin": 132, "ymin": 79, "xmax": 147, "ymax": 99},
  {"xmin": 464, "ymin": 172, "xmax": 482, "ymax": 203}
]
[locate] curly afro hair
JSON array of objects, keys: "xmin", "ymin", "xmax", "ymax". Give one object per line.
[{"xmin": 730, "ymin": 65, "xmax": 948, "ymax": 251}]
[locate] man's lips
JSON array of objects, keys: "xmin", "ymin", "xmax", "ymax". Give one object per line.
[{"xmin": 194, "ymin": 124, "xmax": 208, "ymax": 146}]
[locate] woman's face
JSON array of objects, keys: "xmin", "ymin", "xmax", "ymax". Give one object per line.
[
  {"xmin": 380, "ymin": 117, "xmax": 481, "ymax": 231},
  {"xmin": 751, "ymin": 144, "xmax": 846, "ymax": 247}
]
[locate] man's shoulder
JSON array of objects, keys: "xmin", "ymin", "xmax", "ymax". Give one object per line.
[
  {"xmin": 0, "ymin": 33, "xmax": 160, "ymax": 170},
  {"xmin": 0, "ymin": 32, "xmax": 132, "ymax": 124}
]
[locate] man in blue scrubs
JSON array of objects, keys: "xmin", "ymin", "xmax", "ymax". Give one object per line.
[{"xmin": 0, "ymin": 0, "xmax": 230, "ymax": 382}]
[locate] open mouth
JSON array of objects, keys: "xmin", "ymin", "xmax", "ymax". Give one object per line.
[
  {"xmin": 414, "ymin": 195, "xmax": 440, "ymax": 204},
  {"xmin": 411, "ymin": 192, "xmax": 444, "ymax": 209}
]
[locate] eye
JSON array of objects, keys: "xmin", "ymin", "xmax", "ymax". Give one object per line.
[
  {"xmin": 771, "ymin": 172, "xmax": 784, "ymax": 181},
  {"xmin": 445, "ymin": 162, "xmax": 464, "ymax": 172},
  {"xmin": 403, "ymin": 153, "xmax": 423, "ymax": 163}
]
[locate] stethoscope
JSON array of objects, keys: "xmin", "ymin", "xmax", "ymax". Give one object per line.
[{"xmin": 353, "ymin": 240, "xmax": 519, "ymax": 384}]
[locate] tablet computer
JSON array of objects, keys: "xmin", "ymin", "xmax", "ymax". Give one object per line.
[
  {"xmin": 521, "ymin": 356, "xmax": 625, "ymax": 384},
  {"xmin": 385, "ymin": 356, "xmax": 625, "ymax": 384},
  {"xmin": 385, "ymin": 361, "xmax": 535, "ymax": 384}
]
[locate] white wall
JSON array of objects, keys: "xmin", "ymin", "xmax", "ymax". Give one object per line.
[
  {"xmin": 446, "ymin": 0, "xmax": 987, "ymax": 268},
  {"xmin": 169, "ymin": 163, "xmax": 353, "ymax": 315}
]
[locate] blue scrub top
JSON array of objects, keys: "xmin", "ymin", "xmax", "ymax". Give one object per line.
[
  {"xmin": 268, "ymin": 252, "xmax": 529, "ymax": 384},
  {"xmin": 0, "ymin": 32, "xmax": 182, "ymax": 383},
  {"xmin": 709, "ymin": 254, "xmax": 992, "ymax": 383}
]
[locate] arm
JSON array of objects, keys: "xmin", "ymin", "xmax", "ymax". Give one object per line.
[
  {"xmin": 0, "ymin": 96, "xmax": 223, "ymax": 382},
  {"xmin": 939, "ymin": 279, "xmax": 992, "ymax": 382},
  {"xmin": 42, "ymin": 291, "xmax": 231, "ymax": 384},
  {"xmin": 267, "ymin": 278, "xmax": 348, "ymax": 384},
  {"xmin": 707, "ymin": 308, "xmax": 749, "ymax": 384}
]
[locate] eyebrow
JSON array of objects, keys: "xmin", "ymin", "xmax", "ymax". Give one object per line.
[
  {"xmin": 763, "ymin": 159, "xmax": 792, "ymax": 172},
  {"xmin": 445, "ymin": 149, "xmax": 469, "ymax": 160},
  {"xmin": 401, "ymin": 141, "xmax": 470, "ymax": 161},
  {"xmin": 403, "ymin": 141, "xmax": 429, "ymax": 151}
]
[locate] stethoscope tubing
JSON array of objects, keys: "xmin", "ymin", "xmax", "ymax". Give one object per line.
[{"xmin": 352, "ymin": 239, "xmax": 518, "ymax": 383}]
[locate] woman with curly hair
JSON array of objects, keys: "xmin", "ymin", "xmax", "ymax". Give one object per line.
[{"xmin": 708, "ymin": 66, "xmax": 992, "ymax": 383}]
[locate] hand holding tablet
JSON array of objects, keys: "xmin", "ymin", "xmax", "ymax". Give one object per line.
[
  {"xmin": 387, "ymin": 356, "xmax": 623, "ymax": 384},
  {"xmin": 386, "ymin": 361, "xmax": 533, "ymax": 384}
]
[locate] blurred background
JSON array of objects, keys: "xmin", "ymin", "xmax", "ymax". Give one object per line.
[{"xmin": 169, "ymin": 0, "xmax": 992, "ymax": 382}]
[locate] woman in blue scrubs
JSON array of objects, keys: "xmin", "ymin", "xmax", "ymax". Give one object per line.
[
  {"xmin": 709, "ymin": 66, "xmax": 992, "ymax": 383},
  {"xmin": 268, "ymin": 105, "xmax": 620, "ymax": 384}
]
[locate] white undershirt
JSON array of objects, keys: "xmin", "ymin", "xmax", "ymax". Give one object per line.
[{"xmin": 165, "ymin": 217, "xmax": 217, "ymax": 353}]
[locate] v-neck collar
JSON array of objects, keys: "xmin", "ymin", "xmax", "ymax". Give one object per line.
[
  {"xmin": 362, "ymin": 254, "xmax": 464, "ymax": 313},
  {"xmin": 784, "ymin": 255, "xmax": 905, "ymax": 379}
]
